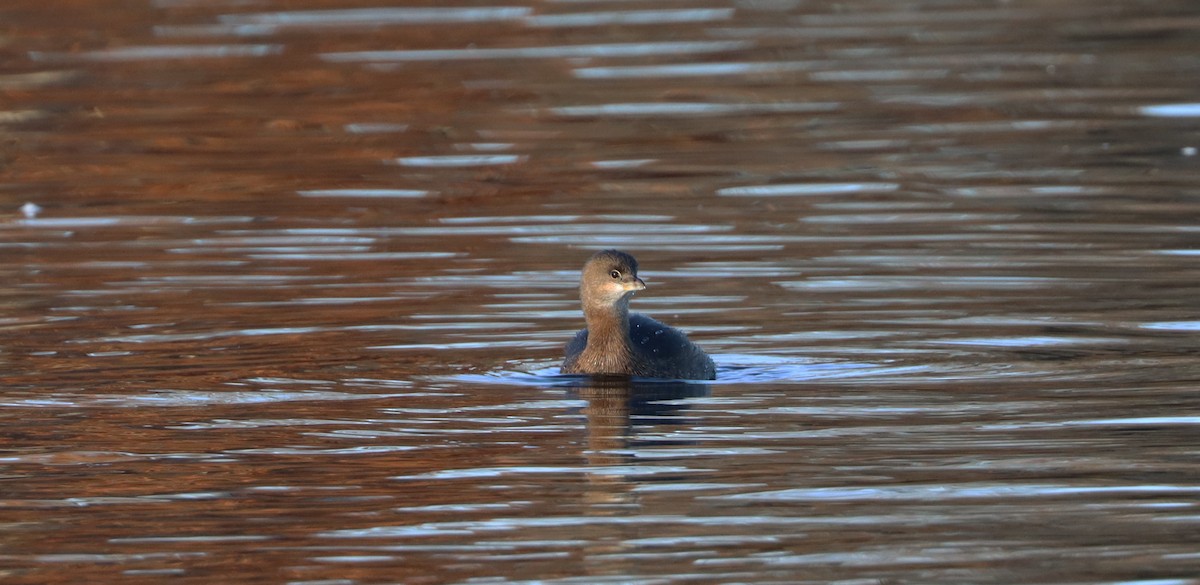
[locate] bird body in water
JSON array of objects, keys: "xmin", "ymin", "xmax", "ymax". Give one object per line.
[{"xmin": 561, "ymin": 250, "xmax": 716, "ymax": 380}]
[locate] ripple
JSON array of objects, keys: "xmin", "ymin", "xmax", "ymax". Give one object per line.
[
  {"xmin": 709, "ymin": 25, "xmax": 911, "ymax": 40},
  {"xmin": 810, "ymin": 69, "xmax": 949, "ymax": 82},
  {"xmin": 1, "ymin": 388, "xmax": 412, "ymax": 409},
  {"xmin": 152, "ymin": 24, "xmax": 276, "ymax": 38},
  {"xmin": 108, "ymin": 274, "xmax": 343, "ymax": 288},
  {"xmin": 456, "ymin": 142, "xmax": 515, "ymax": 152},
  {"xmin": 30, "ymin": 44, "xmax": 282, "ymax": 62},
  {"xmin": 589, "ymin": 159, "xmax": 657, "ymax": 169},
  {"xmin": 168, "ymin": 418, "xmax": 372, "ymax": 430},
  {"xmin": 222, "ymin": 296, "xmax": 404, "ymax": 306},
  {"xmin": 632, "ymin": 483, "xmax": 759, "ymax": 493},
  {"xmin": 441, "ymin": 215, "xmax": 580, "ymax": 224},
  {"xmin": 321, "ymin": 41, "xmax": 751, "ymax": 62},
  {"xmin": 797, "ymin": 8, "xmax": 1042, "ymax": 25},
  {"xmin": 394, "ymin": 465, "xmax": 702, "ymax": 481},
  {"xmin": 945, "ymin": 184, "xmax": 1117, "ymax": 197},
  {"xmin": 0, "ymin": 110, "xmax": 49, "ymax": 125},
  {"xmin": 460, "ymin": 354, "xmax": 1010, "ymax": 388},
  {"xmin": 803, "ymin": 212, "xmax": 1017, "ymax": 224},
  {"xmin": 348, "ymin": 222, "xmax": 728, "ymax": 237},
  {"xmin": 220, "ymin": 7, "xmax": 532, "ymax": 27},
  {"xmin": 182, "ymin": 235, "xmax": 377, "ymax": 246},
  {"xmin": 621, "ymin": 535, "xmax": 781, "ymax": 547},
  {"xmin": 926, "ymin": 336, "xmax": 1127, "ymax": 348},
  {"xmin": 906, "ymin": 120, "xmax": 1085, "ymax": 137},
  {"xmin": 110, "ymin": 535, "xmax": 270, "ymax": 543},
  {"xmin": 372, "ymin": 339, "xmax": 562, "ymax": 351},
  {"xmin": 343, "ymin": 122, "xmax": 408, "ymax": 134},
  {"xmin": 717, "ymin": 182, "xmax": 899, "ymax": 197},
  {"xmin": 1140, "ymin": 321, "xmax": 1200, "ymax": 331},
  {"xmin": 778, "ymin": 275, "xmax": 1073, "ymax": 291},
  {"xmin": 618, "ymin": 447, "xmax": 782, "ymax": 459},
  {"xmin": 574, "ymin": 61, "xmax": 813, "ymax": 79},
  {"xmin": 1139, "ymin": 103, "xmax": 1200, "ymax": 117},
  {"xmin": 526, "ymin": 9, "xmax": 734, "ymax": 28},
  {"xmin": 548, "ymin": 102, "xmax": 838, "ymax": 118},
  {"xmin": 8, "ymin": 215, "xmax": 255, "ymax": 228},
  {"xmin": 396, "ymin": 502, "xmax": 530, "ymax": 513},
  {"xmin": 816, "ymin": 138, "xmax": 912, "ymax": 151},
  {"xmin": 231, "ymin": 446, "xmax": 424, "ymax": 455},
  {"xmin": 984, "ymin": 417, "xmax": 1200, "ymax": 430},
  {"xmin": 394, "ymin": 155, "xmax": 526, "ymax": 167},
  {"xmin": 248, "ymin": 251, "xmax": 459, "ymax": 261},
  {"xmin": 673, "ymin": 261, "xmax": 803, "ymax": 277},
  {"xmin": 298, "ymin": 189, "xmax": 430, "ymax": 198},
  {"xmin": 508, "ymin": 233, "xmax": 790, "ymax": 251},
  {"xmin": 317, "ymin": 514, "xmax": 876, "ymax": 540},
  {"xmin": 719, "ymin": 483, "xmax": 1200, "ymax": 502},
  {"xmin": 96, "ymin": 326, "xmax": 325, "ymax": 343}
]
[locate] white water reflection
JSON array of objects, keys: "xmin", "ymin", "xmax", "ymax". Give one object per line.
[
  {"xmin": 549, "ymin": 102, "xmax": 838, "ymax": 118},
  {"xmin": 525, "ymin": 8, "xmax": 734, "ymax": 27},
  {"xmin": 394, "ymin": 155, "xmax": 526, "ymax": 167},
  {"xmin": 1, "ymin": 388, "xmax": 415, "ymax": 409},
  {"xmin": 298, "ymin": 189, "xmax": 430, "ymax": 198},
  {"xmin": 574, "ymin": 61, "xmax": 814, "ymax": 79},
  {"xmin": 508, "ymin": 234, "xmax": 786, "ymax": 251},
  {"xmin": 926, "ymin": 336, "xmax": 1127, "ymax": 348},
  {"xmin": 810, "ymin": 69, "xmax": 949, "ymax": 81},
  {"xmin": 779, "ymin": 276, "xmax": 1074, "ymax": 291},
  {"xmin": 718, "ymin": 182, "xmax": 899, "ymax": 196},
  {"xmin": 803, "ymin": 212, "xmax": 1018, "ymax": 224},
  {"xmin": 182, "ymin": 235, "xmax": 376, "ymax": 246},
  {"xmin": 320, "ymin": 40, "xmax": 752, "ymax": 62},
  {"xmin": 589, "ymin": 159, "xmax": 656, "ymax": 169},
  {"xmin": 9, "ymin": 215, "xmax": 256, "ymax": 228},
  {"xmin": 153, "ymin": 24, "xmax": 276, "ymax": 38},
  {"xmin": 721, "ymin": 483, "xmax": 1200, "ymax": 502},
  {"xmin": 219, "ymin": 7, "xmax": 532, "ymax": 27},
  {"xmin": 1140, "ymin": 321, "xmax": 1200, "ymax": 331},
  {"xmin": 456, "ymin": 143, "xmax": 515, "ymax": 152},
  {"xmin": 343, "ymin": 123, "xmax": 408, "ymax": 134},
  {"xmin": 249, "ymin": 251, "xmax": 459, "ymax": 261},
  {"xmin": 816, "ymin": 139, "xmax": 912, "ymax": 151},
  {"xmin": 395, "ymin": 465, "xmax": 701, "ymax": 481},
  {"xmin": 439, "ymin": 214, "xmax": 674, "ymax": 224},
  {"xmin": 709, "ymin": 25, "xmax": 916, "ymax": 40},
  {"xmin": 901, "ymin": 119, "xmax": 1079, "ymax": 134},
  {"xmin": 1139, "ymin": 103, "xmax": 1200, "ymax": 117},
  {"xmin": 30, "ymin": 45, "xmax": 282, "ymax": 62}
]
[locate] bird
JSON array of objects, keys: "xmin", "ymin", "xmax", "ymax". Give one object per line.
[{"xmin": 561, "ymin": 249, "xmax": 716, "ymax": 380}]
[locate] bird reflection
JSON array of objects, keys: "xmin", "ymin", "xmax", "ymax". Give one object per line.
[
  {"xmin": 564, "ymin": 376, "xmax": 711, "ymax": 491},
  {"xmin": 561, "ymin": 376, "xmax": 712, "ymax": 576},
  {"xmin": 566, "ymin": 376, "xmax": 711, "ymax": 446}
]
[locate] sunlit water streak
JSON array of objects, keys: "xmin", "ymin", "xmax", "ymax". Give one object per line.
[
  {"xmin": 29, "ymin": 45, "xmax": 282, "ymax": 62},
  {"xmin": 320, "ymin": 40, "xmax": 753, "ymax": 62}
]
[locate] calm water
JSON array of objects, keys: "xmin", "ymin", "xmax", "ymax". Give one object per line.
[{"xmin": 3, "ymin": 0, "xmax": 1200, "ymax": 583}]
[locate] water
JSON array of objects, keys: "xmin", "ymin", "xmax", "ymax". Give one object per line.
[{"xmin": 3, "ymin": 0, "xmax": 1200, "ymax": 583}]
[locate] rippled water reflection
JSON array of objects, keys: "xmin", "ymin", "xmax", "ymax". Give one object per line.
[{"xmin": 3, "ymin": 0, "xmax": 1200, "ymax": 582}]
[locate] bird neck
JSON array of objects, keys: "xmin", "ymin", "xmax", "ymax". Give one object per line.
[{"xmin": 582, "ymin": 301, "xmax": 634, "ymax": 364}]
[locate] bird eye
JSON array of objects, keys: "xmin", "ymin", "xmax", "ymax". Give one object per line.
[{"xmin": 609, "ymin": 270, "xmax": 621, "ymax": 279}]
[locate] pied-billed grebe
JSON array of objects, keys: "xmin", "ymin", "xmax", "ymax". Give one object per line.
[{"xmin": 561, "ymin": 250, "xmax": 716, "ymax": 380}]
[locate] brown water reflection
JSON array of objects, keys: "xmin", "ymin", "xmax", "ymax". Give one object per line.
[{"xmin": 3, "ymin": 0, "xmax": 1200, "ymax": 583}]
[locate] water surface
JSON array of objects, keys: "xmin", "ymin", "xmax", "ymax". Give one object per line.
[{"xmin": 2, "ymin": 0, "xmax": 1199, "ymax": 583}]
